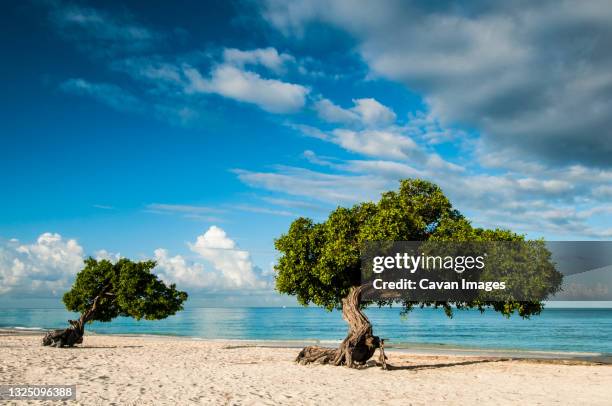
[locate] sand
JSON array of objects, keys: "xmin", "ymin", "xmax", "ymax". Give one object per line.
[{"xmin": 1, "ymin": 333, "xmax": 611, "ymax": 405}]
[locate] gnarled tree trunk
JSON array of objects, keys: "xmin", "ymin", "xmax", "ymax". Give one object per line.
[
  {"xmin": 296, "ymin": 285, "xmax": 388, "ymax": 369},
  {"xmin": 42, "ymin": 318, "xmax": 84, "ymax": 348},
  {"xmin": 42, "ymin": 290, "xmax": 105, "ymax": 348}
]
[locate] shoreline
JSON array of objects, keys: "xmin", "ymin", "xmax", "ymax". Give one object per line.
[{"xmin": 2, "ymin": 328, "xmax": 610, "ymax": 365}]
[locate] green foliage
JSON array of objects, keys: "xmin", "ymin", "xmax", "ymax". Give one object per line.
[
  {"xmin": 274, "ymin": 179, "xmax": 562, "ymax": 317},
  {"xmin": 63, "ymin": 258, "xmax": 188, "ymax": 323}
]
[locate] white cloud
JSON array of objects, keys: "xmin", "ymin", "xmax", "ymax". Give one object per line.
[
  {"xmin": 184, "ymin": 64, "xmax": 309, "ymax": 113},
  {"xmin": 303, "ymin": 149, "xmax": 336, "ymax": 166},
  {"xmin": 153, "ymin": 249, "xmax": 211, "ymax": 289},
  {"xmin": 314, "ymin": 97, "xmax": 395, "ymax": 127},
  {"xmin": 351, "ymin": 98, "xmax": 396, "ymax": 126},
  {"xmin": 341, "ymin": 159, "xmax": 424, "ymax": 179},
  {"xmin": 306, "ymin": 96, "xmax": 466, "ymax": 169},
  {"xmin": 314, "ymin": 98, "xmax": 359, "ymax": 124},
  {"xmin": 0, "ymin": 233, "xmax": 84, "ymax": 296},
  {"xmin": 154, "ymin": 226, "xmax": 270, "ymax": 291},
  {"xmin": 331, "ymin": 128, "xmax": 417, "ymax": 159},
  {"xmin": 425, "ymin": 154, "xmax": 465, "ymax": 173},
  {"xmin": 188, "ymin": 226, "xmax": 265, "ymax": 289},
  {"xmin": 515, "ymin": 178, "xmax": 573, "ymax": 194},
  {"xmin": 286, "ymin": 123, "xmax": 329, "ymax": 140},
  {"xmin": 223, "ymin": 47, "xmax": 295, "ymax": 73},
  {"xmin": 94, "ymin": 249, "xmax": 122, "ymax": 262},
  {"xmin": 0, "ymin": 227, "xmax": 270, "ymax": 297}
]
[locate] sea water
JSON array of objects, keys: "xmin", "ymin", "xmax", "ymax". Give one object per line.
[{"xmin": 1, "ymin": 307, "xmax": 611, "ymax": 356}]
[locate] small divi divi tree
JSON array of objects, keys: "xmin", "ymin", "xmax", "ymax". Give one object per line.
[
  {"xmin": 43, "ymin": 258, "xmax": 188, "ymax": 348},
  {"xmin": 274, "ymin": 179, "xmax": 562, "ymax": 368}
]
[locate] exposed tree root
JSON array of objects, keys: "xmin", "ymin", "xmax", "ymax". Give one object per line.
[
  {"xmin": 295, "ymin": 346, "xmax": 338, "ymax": 365},
  {"xmin": 42, "ymin": 319, "xmax": 84, "ymax": 348},
  {"xmin": 296, "ymin": 286, "xmax": 388, "ymax": 369},
  {"xmin": 42, "ymin": 289, "xmax": 106, "ymax": 348}
]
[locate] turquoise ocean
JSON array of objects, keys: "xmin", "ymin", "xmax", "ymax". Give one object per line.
[{"xmin": 2, "ymin": 307, "xmax": 611, "ymax": 357}]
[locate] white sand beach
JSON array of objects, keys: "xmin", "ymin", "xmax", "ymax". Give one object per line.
[{"xmin": 1, "ymin": 333, "xmax": 611, "ymax": 405}]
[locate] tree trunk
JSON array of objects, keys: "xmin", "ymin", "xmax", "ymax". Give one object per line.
[
  {"xmin": 42, "ymin": 318, "xmax": 84, "ymax": 348},
  {"xmin": 295, "ymin": 286, "xmax": 388, "ymax": 369},
  {"xmin": 42, "ymin": 291, "xmax": 105, "ymax": 348}
]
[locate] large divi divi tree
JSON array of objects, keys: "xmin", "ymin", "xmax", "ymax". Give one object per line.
[{"xmin": 274, "ymin": 179, "xmax": 562, "ymax": 368}]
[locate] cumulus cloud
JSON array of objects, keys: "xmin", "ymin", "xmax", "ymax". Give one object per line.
[
  {"xmin": 298, "ymin": 100, "xmax": 463, "ymax": 167},
  {"xmin": 94, "ymin": 249, "xmax": 122, "ymax": 262},
  {"xmin": 0, "ymin": 227, "xmax": 269, "ymax": 297},
  {"xmin": 306, "ymin": 94, "xmax": 467, "ymax": 167},
  {"xmin": 341, "ymin": 159, "xmax": 424, "ymax": 179},
  {"xmin": 150, "ymin": 226, "xmax": 270, "ymax": 290},
  {"xmin": 314, "ymin": 97, "xmax": 396, "ymax": 127},
  {"xmin": 263, "ymin": 0, "xmax": 612, "ymax": 168},
  {"xmin": 314, "ymin": 98, "xmax": 359, "ymax": 124},
  {"xmin": 188, "ymin": 226, "xmax": 265, "ymax": 289},
  {"xmin": 184, "ymin": 64, "xmax": 309, "ymax": 113},
  {"xmin": 0, "ymin": 233, "xmax": 84, "ymax": 296},
  {"xmin": 351, "ymin": 98, "xmax": 396, "ymax": 127},
  {"xmin": 110, "ymin": 46, "xmax": 308, "ymax": 115},
  {"xmin": 153, "ymin": 249, "xmax": 211, "ymax": 289},
  {"xmin": 201, "ymin": 47, "xmax": 304, "ymax": 115},
  {"xmin": 331, "ymin": 128, "xmax": 417, "ymax": 159},
  {"xmin": 223, "ymin": 47, "xmax": 295, "ymax": 73}
]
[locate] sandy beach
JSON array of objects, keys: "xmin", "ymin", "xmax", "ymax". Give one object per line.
[{"xmin": 0, "ymin": 332, "xmax": 610, "ymax": 405}]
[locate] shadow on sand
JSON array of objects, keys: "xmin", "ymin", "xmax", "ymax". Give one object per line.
[
  {"xmin": 367, "ymin": 358, "xmax": 509, "ymax": 371},
  {"xmin": 71, "ymin": 345, "xmax": 144, "ymax": 349}
]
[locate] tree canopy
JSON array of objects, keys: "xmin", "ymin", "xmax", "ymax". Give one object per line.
[
  {"xmin": 275, "ymin": 179, "xmax": 562, "ymax": 317},
  {"xmin": 63, "ymin": 257, "xmax": 188, "ymax": 323}
]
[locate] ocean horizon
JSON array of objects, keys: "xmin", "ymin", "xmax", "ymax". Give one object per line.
[{"xmin": 2, "ymin": 307, "xmax": 611, "ymax": 357}]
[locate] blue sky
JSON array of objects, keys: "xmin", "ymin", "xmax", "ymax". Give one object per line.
[{"xmin": 1, "ymin": 0, "xmax": 611, "ymax": 307}]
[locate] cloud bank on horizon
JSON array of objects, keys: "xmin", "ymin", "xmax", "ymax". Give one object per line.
[
  {"xmin": 1, "ymin": 0, "xmax": 611, "ymax": 299},
  {"xmin": 0, "ymin": 227, "xmax": 269, "ymax": 298}
]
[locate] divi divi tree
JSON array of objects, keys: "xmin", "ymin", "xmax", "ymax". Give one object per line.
[
  {"xmin": 274, "ymin": 179, "xmax": 562, "ymax": 368},
  {"xmin": 43, "ymin": 258, "xmax": 188, "ymax": 348}
]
